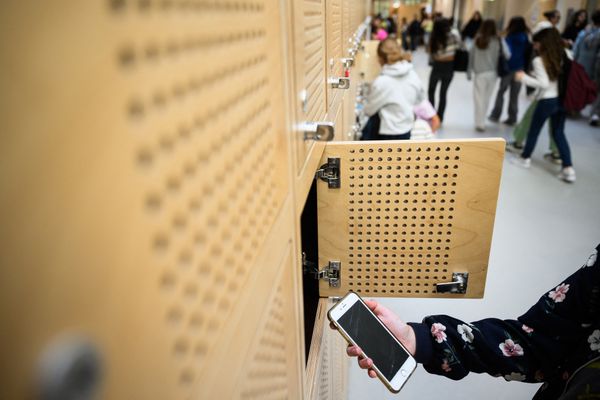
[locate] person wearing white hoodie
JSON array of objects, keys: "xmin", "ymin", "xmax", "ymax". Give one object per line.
[{"xmin": 363, "ymin": 38, "xmax": 425, "ymax": 140}]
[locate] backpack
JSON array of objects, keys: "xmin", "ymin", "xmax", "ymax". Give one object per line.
[{"xmin": 559, "ymin": 55, "xmax": 598, "ymax": 113}]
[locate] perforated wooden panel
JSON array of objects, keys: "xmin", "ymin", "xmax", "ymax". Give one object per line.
[
  {"xmin": 317, "ymin": 140, "xmax": 505, "ymax": 298},
  {"xmin": 307, "ymin": 299, "xmax": 349, "ymax": 400},
  {"xmin": 302, "ymin": 0, "xmax": 326, "ymax": 120},
  {"xmin": 291, "ymin": 0, "xmax": 327, "ymax": 176},
  {"xmin": 326, "ymin": 0, "xmax": 343, "ymax": 109},
  {"xmin": 237, "ymin": 248, "xmax": 301, "ymax": 399},
  {"xmin": 0, "ymin": 1, "xmax": 299, "ymax": 399},
  {"xmin": 343, "ymin": 0, "xmax": 352, "ymax": 45}
]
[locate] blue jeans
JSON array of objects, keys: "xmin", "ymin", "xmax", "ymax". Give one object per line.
[{"xmin": 522, "ymin": 98, "xmax": 572, "ymax": 167}]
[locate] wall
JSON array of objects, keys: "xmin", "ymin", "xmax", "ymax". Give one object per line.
[
  {"xmin": 434, "ymin": 0, "xmax": 455, "ymax": 17},
  {"xmin": 556, "ymin": 0, "xmax": 586, "ymax": 31}
]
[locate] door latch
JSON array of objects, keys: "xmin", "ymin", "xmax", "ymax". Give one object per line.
[
  {"xmin": 341, "ymin": 57, "xmax": 354, "ymax": 68},
  {"xmin": 328, "ymin": 77, "xmax": 350, "ymax": 90},
  {"xmin": 436, "ymin": 272, "xmax": 469, "ymax": 294}
]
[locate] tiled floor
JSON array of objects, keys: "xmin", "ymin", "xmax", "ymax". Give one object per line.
[{"xmin": 347, "ymin": 48, "xmax": 600, "ymax": 399}]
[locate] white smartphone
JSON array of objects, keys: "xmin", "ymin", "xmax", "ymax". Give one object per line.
[{"xmin": 328, "ymin": 291, "xmax": 417, "ymax": 393}]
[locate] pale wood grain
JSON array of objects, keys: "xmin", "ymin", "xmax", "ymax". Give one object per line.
[{"xmin": 317, "ymin": 139, "xmax": 505, "ymax": 299}]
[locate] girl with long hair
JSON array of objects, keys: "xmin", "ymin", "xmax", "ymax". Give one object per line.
[
  {"xmin": 513, "ymin": 28, "xmax": 576, "ymax": 183},
  {"xmin": 468, "ymin": 19, "xmax": 510, "ymax": 132},
  {"xmin": 563, "ymin": 9, "xmax": 588, "ymax": 47},
  {"xmin": 428, "ymin": 18, "xmax": 460, "ymax": 122},
  {"xmin": 461, "ymin": 10, "xmax": 482, "ymax": 49},
  {"xmin": 490, "ymin": 16, "xmax": 531, "ymax": 125}
]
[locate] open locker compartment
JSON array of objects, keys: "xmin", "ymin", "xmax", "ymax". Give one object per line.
[{"xmin": 303, "ymin": 138, "xmax": 504, "ymax": 398}]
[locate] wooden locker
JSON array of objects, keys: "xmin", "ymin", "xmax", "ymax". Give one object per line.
[
  {"xmin": 289, "ymin": 0, "xmax": 329, "ymax": 213},
  {"xmin": 0, "ymin": 1, "xmax": 303, "ymax": 399},
  {"xmin": 306, "ymin": 299, "xmax": 348, "ymax": 400},
  {"xmin": 303, "ymin": 138, "xmax": 504, "ymax": 398},
  {"xmin": 325, "ymin": 0, "xmax": 343, "ymax": 112}
]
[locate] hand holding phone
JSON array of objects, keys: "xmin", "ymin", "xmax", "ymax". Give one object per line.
[
  {"xmin": 328, "ymin": 292, "xmax": 417, "ymax": 393},
  {"xmin": 346, "ymin": 299, "xmax": 416, "ymax": 376}
]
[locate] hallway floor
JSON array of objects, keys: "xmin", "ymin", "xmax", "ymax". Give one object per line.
[{"xmin": 348, "ymin": 48, "xmax": 600, "ymax": 399}]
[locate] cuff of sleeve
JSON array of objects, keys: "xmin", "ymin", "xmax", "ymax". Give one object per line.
[{"xmin": 407, "ymin": 322, "xmax": 433, "ymax": 364}]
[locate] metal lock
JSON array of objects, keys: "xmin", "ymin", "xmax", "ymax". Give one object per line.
[
  {"xmin": 341, "ymin": 57, "xmax": 354, "ymax": 68},
  {"xmin": 299, "ymin": 121, "xmax": 335, "ymax": 141},
  {"xmin": 328, "ymin": 77, "xmax": 350, "ymax": 90},
  {"xmin": 37, "ymin": 335, "xmax": 103, "ymax": 400}
]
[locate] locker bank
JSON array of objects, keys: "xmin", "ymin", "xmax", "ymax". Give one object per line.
[{"xmin": 1, "ymin": 1, "xmax": 517, "ymax": 399}]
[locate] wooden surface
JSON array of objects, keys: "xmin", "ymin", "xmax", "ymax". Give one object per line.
[
  {"xmin": 291, "ymin": 0, "xmax": 328, "ymax": 214},
  {"xmin": 0, "ymin": 1, "xmax": 303, "ymax": 398},
  {"xmin": 306, "ymin": 298, "xmax": 348, "ymax": 400},
  {"xmin": 356, "ymin": 40, "xmax": 382, "ymax": 83},
  {"xmin": 317, "ymin": 139, "xmax": 505, "ymax": 298},
  {"xmin": 326, "ymin": 0, "xmax": 343, "ymax": 111}
]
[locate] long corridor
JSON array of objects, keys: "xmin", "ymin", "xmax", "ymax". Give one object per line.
[{"xmin": 349, "ymin": 48, "xmax": 600, "ymax": 400}]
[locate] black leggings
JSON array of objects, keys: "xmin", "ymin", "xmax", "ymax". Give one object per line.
[{"xmin": 428, "ymin": 61, "xmax": 454, "ymax": 121}]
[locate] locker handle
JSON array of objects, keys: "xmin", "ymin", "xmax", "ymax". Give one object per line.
[{"xmin": 299, "ymin": 122, "xmax": 335, "ymax": 141}]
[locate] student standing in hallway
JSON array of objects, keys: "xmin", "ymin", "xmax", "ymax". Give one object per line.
[
  {"xmin": 513, "ymin": 28, "xmax": 576, "ymax": 183},
  {"xmin": 468, "ymin": 20, "xmax": 510, "ymax": 132},
  {"xmin": 428, "ymin": 18, "xmax": 460, "ymax": 122},
  {"xmin": 461, "ymin": 11, "xmax": 482, "ymax": 50},
  {"xmin": 573, "ymin": 10, "xmax": 600, "ymax": 126},
  {"xmin": 363, "ymin": 38, "xmax": 425, "ymax": 140},
  {"xmin": 490, "ymin": 17, "xmax": 530, "ymax": 126}
]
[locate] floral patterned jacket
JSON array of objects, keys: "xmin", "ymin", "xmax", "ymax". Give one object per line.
[{"xmin": 408, "ymin": 244, "xmax": 600, "ymax": 399}]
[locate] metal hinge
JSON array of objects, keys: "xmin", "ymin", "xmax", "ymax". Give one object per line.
[
  {"xmin": 316, "ymin": 157, "xmax": 340, "ymax": 188},
  {"xmin": 436, "ymin": 272, "xmax": 469, "ymax": 294},
  {"xmin": 303, "ymin": 253, "xmax": 341, "ymax": 287}
]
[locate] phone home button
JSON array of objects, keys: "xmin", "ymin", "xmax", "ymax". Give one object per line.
[{"xmin": 400, "ymin": 369, "xmax": 408, "ymax": 377}]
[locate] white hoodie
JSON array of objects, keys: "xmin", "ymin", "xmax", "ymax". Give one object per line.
[{"xmin": 364, "ymin": 61, "xmax": 425, "ymax": 135}]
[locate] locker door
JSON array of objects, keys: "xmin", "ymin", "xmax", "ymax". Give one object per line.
[
  {"xmin": 290, "ymin": 0, "xmax": 328, "ymax": 211},
  {"xmin": 306, "ymin": 299, "xmax": 348, "ymax": 400},
  {"xmin": 316, "ymin": 139, "xmax": 505, "ymax": 298},
  {"xmin": 0, "ymin": 1, "xmax": 301, "ymax": 399},
  {"xmin": 325, "ymin": 0, "xmax": 343, "ymax": 111}
]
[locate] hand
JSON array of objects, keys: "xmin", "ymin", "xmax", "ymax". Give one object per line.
[
  {"xmin": 332, "ymin": 299, "xmax": 416, "ymax": 379},
  {"xmin": 429, "ymin": 115, "xmax": 441, "ymax": 132},
  {"xmin": 515, "ymin": 71, "xmax": 525, "ymax": 81}
]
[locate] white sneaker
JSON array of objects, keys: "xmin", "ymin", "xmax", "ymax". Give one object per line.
[
  {"xmin": 510, "ymin": 156, "xmax": 531, "ymax": 168},
  {"xmin": 558, "ymin": 167, "xmax": 576, "ymax": 183}
]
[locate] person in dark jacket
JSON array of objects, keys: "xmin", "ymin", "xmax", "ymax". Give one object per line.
[
  {"xmin": 344, "ymin": 243, "xmax": 600, "ymax": 399},
  {"xmin": 408, "ymin": 15, "xmax": 422, "ymax": 51},
  {"xmin": 461, "ymin": 11, "xmax": 482, "ymax": 49},
  {"xmin": 428, "ymin": 18, "xmax": 461, "ymax": 122},
  {"xmin": 490, "ymin": 17, "xmax": 531, "ymax": 125},
  {"xmin": 562, "ymin": 9, "xmax": 588, "ymax": 48}
]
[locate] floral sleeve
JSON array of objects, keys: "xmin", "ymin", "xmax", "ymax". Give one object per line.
[{"xmin": 408, "ymin": 244, "xmax": 600, "ymax": 384}]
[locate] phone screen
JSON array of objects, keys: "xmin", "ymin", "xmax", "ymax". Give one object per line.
[{"xmin": 337, "ymin": 300, "xmax": 409, "ymax": 381}]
